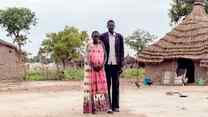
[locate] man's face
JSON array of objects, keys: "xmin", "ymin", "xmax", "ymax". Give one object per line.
[{"xmin": 107, "ymin": 21, "xmax": 115, "ymax": 33}]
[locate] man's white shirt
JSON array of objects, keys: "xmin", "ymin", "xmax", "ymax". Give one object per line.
[{"xmin": 108, "ymin": 32, "xmax": 117, "ymax": 65}]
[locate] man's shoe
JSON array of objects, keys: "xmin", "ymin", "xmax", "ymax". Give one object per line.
[
  {"xmin": 113, "ymin": 108, "xmax": 120, "ymax": 112},
  {"xmin": 107, "ymin": 109, "xmax": 113, "ymax": 114},
  {"xmin": 92, "ymin": 111, "xmax": 96, "ymax": 114}
]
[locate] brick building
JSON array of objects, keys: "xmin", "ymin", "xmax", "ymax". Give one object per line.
[{"xmin": 0, "ymin": 39, "xmax": 24, "ymax": 82}]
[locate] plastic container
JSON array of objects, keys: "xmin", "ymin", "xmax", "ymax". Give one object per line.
[
  {"xmin": 144, "ymin": 76, "xmax": 152, "ymax": 86},
  {"xmin": 196, "ymin": 79, "xmax": 205, "ymax": 86}
]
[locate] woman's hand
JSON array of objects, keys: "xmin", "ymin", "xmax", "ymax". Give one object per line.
[{"xmin": 92, "ymin": 64, "xmax": 103, "ymax": 72}]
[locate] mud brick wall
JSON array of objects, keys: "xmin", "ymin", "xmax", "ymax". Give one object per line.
[
  {"xmin": 0, "ymin": 44, "xmax": 24, "ymax": 81},
  {"xmin": 195, "ymin": 62, "xmax": 208, "ymax": 83},
  {"xmin": 145, "ymin": 60, "xmax": 177, "ymax": 85}
]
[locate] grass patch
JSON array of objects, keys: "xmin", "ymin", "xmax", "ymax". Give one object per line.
[
  {"xmin": 24, "ymin": 71, "xmax": 45, "ymax": 80},
  {"xmin": 121, "ymin": 68, "xmax": 144, "ymax": 79},
  {"xmin": 24, "ymin": 68, "xmax": 144, "ymax": 81},
  {"xmin": 24, "ymin": 70, "xmax": 60, "ymax": 81},
  {"xmin": 64, "ymin": 68, "xmax": 84, "ymax": 80},
  {"xmin": 24, "ymin": 68, "xmax": 84, "ymax": 81}
]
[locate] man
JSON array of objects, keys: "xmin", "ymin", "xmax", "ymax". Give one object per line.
[{"xmin": 100, "ymin": 20, "xmax": 124, "ymax": 113}]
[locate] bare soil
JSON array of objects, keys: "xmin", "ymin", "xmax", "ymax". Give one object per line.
[{"xmin": 0, "ymin": 80, "xmax": 208, "ymax": 117}]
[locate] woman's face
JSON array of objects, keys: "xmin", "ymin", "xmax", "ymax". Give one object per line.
[
  {"xmin": 92, "ymin": 32, "xmax": 100, "ymax": 43},
  {"xmin": 93, "ymin": 36, "xmax": 99, "ymax": 41}
]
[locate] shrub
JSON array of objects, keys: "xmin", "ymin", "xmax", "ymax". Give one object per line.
[
  {"xmin": 121, "ymin": 68, "xmax": 144, "ymax": 79},
  {"xmin": 24, "ymin": 68, "xmax": 84, "ymax": 81},
  {"xmin": 64, "ymin": 68, "xmax": 84, "ymax": 80},
  {"xmin": 24, "ymin": 71, "xmax": 45, "ymax": 80},
  {"xmin": 24, "ymin": 68, "xmax": 143, "ymax": 81}
]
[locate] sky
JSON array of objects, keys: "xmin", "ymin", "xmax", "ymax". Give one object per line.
[{"xmin": 0, "ymin": 0, "xmax": 172, "ymax": 57}]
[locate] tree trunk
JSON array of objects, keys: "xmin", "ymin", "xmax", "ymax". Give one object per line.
[
  {"xmin": 56, "ymin": 63, "xmax": 60, "ymax": 71},
  {"xmin": 62, "ymin": 59, "xmax": 66, "ymax": 71},
  {"xmin": 17, "ymin": 41, "xmax": 22, "ymax": 63}
]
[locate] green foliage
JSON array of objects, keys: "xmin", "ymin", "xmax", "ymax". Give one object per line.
[
  {"xmin": 125, "ymin": 29, "xmax": 157, "ymax": 55},
  {"xmin": 24, "ymin": 71, "xmax": 45, "ymax": 81},
  {"xmin": 121, "ymin": 68, "xmax": 144, "ymax": 79},
  {"xmin": 41, "ymin": 26, "xmax": 88, "ymax": 69},
  {"xmin": 24, "ymin": 68, "xmax": 143, "ymax": 81},
  {"xmin": 0, "ymin": 7, "xmax": 37, "ymax": 50},
  {"xmin": 24, "ymin": 69, "xmax": 84, "ymax": 81},
  {"xmin": 169, "ymin": 0, "xmax": 208, "ymax": 25},
  {"xmin": 64, "ymin": 68, "xmax": 84, "ymax": 80},
  {"xmin": 24, "ymin": 70, "xmax": 64, "ymax": 81}
]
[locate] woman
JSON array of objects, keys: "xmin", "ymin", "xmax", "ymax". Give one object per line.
[{"xmin": 83, "ymin": 31, "xmax": 110, "ymax": 114}]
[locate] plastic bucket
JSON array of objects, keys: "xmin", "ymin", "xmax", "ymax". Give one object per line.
[{"xmin": 197, "ymin": 79, "xmax": 205, "ymax": 86}]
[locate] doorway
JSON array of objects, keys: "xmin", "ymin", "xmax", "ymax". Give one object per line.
[{"xmin": 177, "ymin": 58, "xmax": 195, "ymax": 83}]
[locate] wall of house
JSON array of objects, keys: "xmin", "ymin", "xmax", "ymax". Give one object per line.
[
  {"xmin": 195, "ymin": 62, "xmax": 208, "ymax": 82},
  {"xmin": 144, "ymin": 60, "xmax": 177, "ymax": 85},
  {"xmin": 0, "ymin": 44, "xmax": 24, "ymax": 81},
  {"xmin": 145, "ymin": 60, "xmax": 208, "ymax": 85}
]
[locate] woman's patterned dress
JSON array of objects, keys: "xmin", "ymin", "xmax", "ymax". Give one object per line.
[{"xmin": 83, "ymin": 41, "xmax": 110, "ymax": 113}]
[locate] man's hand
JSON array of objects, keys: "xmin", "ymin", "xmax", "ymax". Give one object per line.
[{"xmin": 118, "ymin": 67, "xmax": 123, "ymax": 74}]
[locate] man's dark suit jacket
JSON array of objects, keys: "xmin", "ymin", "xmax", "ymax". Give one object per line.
[{"xmin": 100, "ymin": 32, "xmax": 124, "ymax": 69}]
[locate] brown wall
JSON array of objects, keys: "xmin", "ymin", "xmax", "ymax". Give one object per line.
[
  {"xmin": 0, "ymin": 44, "xmax": 23, "ymax": 81},
  {"xmin": 145, "ymin": 60, "xmax": 177, "ymax": 85},
  {"xmin": 145, "ymin": 60, "xmax": 208, "ymax": 85},
  {"xmin": 195, "ymin": 62, "xmax": 208, "ymax": 82}
]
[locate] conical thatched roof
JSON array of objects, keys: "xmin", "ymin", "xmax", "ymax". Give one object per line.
[
  {"xmin": 124, "ymin": 55, "xmax": 137, "ymax": 64},
  {"xmin": 138, "ymin": 0, "xmax": 208, "ymax": 67}
]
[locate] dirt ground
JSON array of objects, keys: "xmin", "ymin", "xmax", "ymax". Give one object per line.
[{"xmin": 0, "ymin": 80, "xmax": 208, "ymax": 117}]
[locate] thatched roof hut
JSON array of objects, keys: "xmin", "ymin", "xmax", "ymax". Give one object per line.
[
  {"xmin": 124, "ymin": 55, "xmax": 138, "ymax": 68},
  {"xmin": 138, "ymin": 0, "xmax": 208, "ymax": 85},
  {"xmin": 124, "ymin": 55, "xmax": 137, "ymax": 64}
]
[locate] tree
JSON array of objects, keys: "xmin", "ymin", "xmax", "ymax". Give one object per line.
[
  {"xmin": 41, "ymin": 26, "xmax": 88, "ymax": 70},
  {"xmin": 29, "ymin": 56, "xmax": 40, "ymax": 63},
  {"xmin": 125, "ymin": 29, "xmax": 157, "ymax": 56},
  {"xmin": 79, "ymin": 31, "xmax": 89, "ymax": 56},
  {"xmin": 169, "ymin": 0, "xmax": 208, "ymax": 25},
  {"xmin": 0, "ymin": 7, "xmax": 37, "ymax": 55},
  {"xmin": 21, "ymin": 51, "xmax": 32, "ymax": 63}
]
